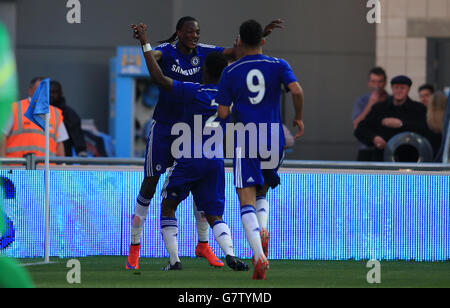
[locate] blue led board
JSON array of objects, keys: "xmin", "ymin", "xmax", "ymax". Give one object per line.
[{"xmin": 1, "ymin": 169, "xmax": 449, "ymax": 260}]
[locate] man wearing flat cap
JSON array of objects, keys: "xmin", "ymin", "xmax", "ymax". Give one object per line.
[{"xmin": 354, "ymin": 75, "xmax": 428, "ymax": 161}]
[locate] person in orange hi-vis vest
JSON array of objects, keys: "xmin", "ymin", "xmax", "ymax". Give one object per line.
[{"xmin": 0, "ymin": 77, "xmax": 69, "ymax": 158}]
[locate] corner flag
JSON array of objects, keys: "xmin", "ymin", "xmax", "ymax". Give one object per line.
[{"xmin": 24, "ymin": 78, "xmax": 50, "ymax": 130}]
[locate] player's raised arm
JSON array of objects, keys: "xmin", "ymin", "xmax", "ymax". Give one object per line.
[
  {"xmin": 262, "ymin": 19, "xmax": 285, "ymax": 38},
  {"xmin": 222, "ymin": 19, "xmax": 284, "ymax": 60},
  {"xmin": 288, "ymin": 81, "xmax": 305, "ymax": 139},
  {"xmin": 131, "ymin": 23, "xmax": 173, "ymax": 91},
  {"xmin": 131, "ymin": 23, "xmax": 162, "ymax": 61}
]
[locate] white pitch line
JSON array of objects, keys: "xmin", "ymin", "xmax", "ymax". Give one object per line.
[{"xmin": 20, "ymin": 261, "xmax": 57, "ymax": 267}]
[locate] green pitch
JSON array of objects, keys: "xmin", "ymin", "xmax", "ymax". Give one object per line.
[{"xmin": 18, "ymin": 256, "xmax": 450, "ymax": 288}]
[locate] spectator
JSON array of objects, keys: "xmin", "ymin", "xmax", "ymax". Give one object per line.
[
  {"xmin": 434, "ymin": 93, "xmax": 450, "ymax": 162},
  {"xmin": 352, "ymin": 67, "xmax": 390, "ymax": 161},
  {"xmin": 354, "ymin": 75, "xmax": 428, "ymax": 161},
  {"xmin": 49, "ymin": 80, "xmax": 87, "ymax": 157},
  {"xmin": 418, "ymin": 83, "xmax": 435, "ymax": 106},
  {"xmin": 424, "ymin": 91, "xmax": 448, "ymax": 158},
  {"xmin": 0, "ymin": 77, "xmax": 68, "ymax": 158}
]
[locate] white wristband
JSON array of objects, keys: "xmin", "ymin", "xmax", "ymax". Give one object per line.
[{"xmin": 142, "ymin": 43, "xmax": 152, "ymax": 52}]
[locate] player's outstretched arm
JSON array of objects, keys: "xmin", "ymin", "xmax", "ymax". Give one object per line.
[
  {"xmin": 288, "ymin": 81, "xmax": 304, "ymax": 139},
  {"xmin": 131, "ymin": 23, "xmax": 162, "ymax": 61},
  {"xmin": 262, "ymin": 19, "xmax": 285, "ymax": 37},
  {"xmin": 222, "ymin": 19, "xmax": 284, "ymax": 60},
  {"xmin": 131, "ymin": 23, "xmax": 173, "ymax": 91}
]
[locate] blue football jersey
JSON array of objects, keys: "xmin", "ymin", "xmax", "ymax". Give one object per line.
[
  {"xmin": 153, "ymin": 42, "xmax": 225, "ymax": 124},
  {"xmin": 216, "ymin": 54, "xmax": 298, "ymax": 152},
  {"xmin": 171, "ymin": 80, "xmax": 227, "ymax": 159}
]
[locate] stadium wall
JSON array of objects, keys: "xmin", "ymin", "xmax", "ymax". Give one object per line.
[
  {"xmin": 12, "ymin": 0, "xmax": 375, "ymax": 161},
  {"xmin": 1, "ymin": 169, "xmax": 449, "ymax": 261},
  {"xmin": 376, "ymin": 0, "xmax": 450, "ymax": 101}
]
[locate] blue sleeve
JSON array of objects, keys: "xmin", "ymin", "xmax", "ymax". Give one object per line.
[
  {"xmin": 155, "ymin": 43, "xmax": 170, "ymax": 66},
  {"xmin": 155, "ymin": 43, "xmax": 169, "ymax": 53},
  {"xmin": 352, "ymin": 95, "xmax": 369, "ymax": 121},
  {"xmin": 215, "ymin": 46, "xmax": 225, "ymax": 53},
  {"xmin": 279, "ymin": 59, "xmax": 298, "ymax": 87},
  {"xmin": 216, "ymin": 71, "xmax": 233, "ymax": 107},
  {"xmin": 171, "ymin": 80, "xmax": 200, "ymax": 104}
]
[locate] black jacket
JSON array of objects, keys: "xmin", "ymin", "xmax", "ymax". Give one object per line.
[
  {"xmin": 354, "ymin": 97, "xmax": 428, "ymax": 159},
  {"xmin": 52, "ymin": 98, "xmax": 87, "ymax": 156}
]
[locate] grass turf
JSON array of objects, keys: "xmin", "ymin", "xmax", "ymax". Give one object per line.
[{"xmin": 18, "ymin": 256, "xmax": 450, "ymax": 288}]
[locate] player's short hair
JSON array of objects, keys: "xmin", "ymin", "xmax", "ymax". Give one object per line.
[
  {"xmin": 239, "ymin": 19, "xmax": 263, "ymax": 48},
  {"xmin": 369, "ymin": 67, "xmax": 386, "ymax": 81},
  {"xmin": 159, "ymin": 16, "xmax": 198, "ymax": 44},
  {"xmin": 419, "ymin": 83, "xmax": 435, "ymax": 94},
  {"xmin": 29, "ymin": 77, "xmax": 45, "ymax": 89},
  {"xmin": 204, "ymin": 52, "xmax": 228, "ymax": 80}
]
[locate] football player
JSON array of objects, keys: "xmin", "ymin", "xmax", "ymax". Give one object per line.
[
  {"xmin": 132, "ymin": 24, "xmax": 249, "ymax": 271},
  {"xmin": 126, "ymin": 17, "xmax": 283, "ymax": 270},
  {"xmin": 216, "ymin": 20, "xmax": 305, "ymax": 279}
]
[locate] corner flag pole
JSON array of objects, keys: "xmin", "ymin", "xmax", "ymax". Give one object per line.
[
  {"xmin": 43, "ymin": 112, "xmax": 50, "ymax": 263},
  {"xmin": 23, "ymin": 78, "xmax": 53, "ymax": 265}
]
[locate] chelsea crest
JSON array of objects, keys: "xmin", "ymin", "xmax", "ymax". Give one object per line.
[{"xmin": 191, "ymin": 56, "xmax": 200, "ymax": 67}]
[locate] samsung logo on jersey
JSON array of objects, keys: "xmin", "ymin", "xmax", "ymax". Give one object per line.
[{"xmin": 171, "ymin": 65, "xmax": 201, "ymax": 76}]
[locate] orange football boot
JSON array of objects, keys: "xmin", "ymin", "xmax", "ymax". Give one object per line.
[
  {"xmin": 195, "ymin": 242, "xmax": 224, "ymax": 267},
  {"xmin": 252, "ymin": 254, "xmax": 269, "ymax": 280},
  {"xmin": 126, "ymin": 244, "xmax": 140, "ymax": 270}
]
